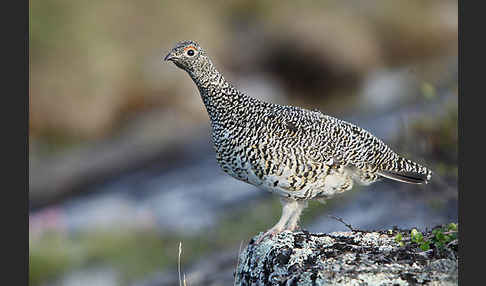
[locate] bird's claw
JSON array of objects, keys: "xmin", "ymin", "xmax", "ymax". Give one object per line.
[
  {"xmin": 255, "ymin": 229, "xmax": 280, "ymax": 244},
  {"xmin": 288, "ymin": 225, "xmax": 301, "ymax": 232}
]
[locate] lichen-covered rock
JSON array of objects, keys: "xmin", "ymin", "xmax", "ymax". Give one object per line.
[{"xmin": 235, "ymin": 228, "xmax": 458, "ymax": 285}]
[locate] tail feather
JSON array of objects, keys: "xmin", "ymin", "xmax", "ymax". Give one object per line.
[
  {"xmin": 377, "ymin": 169, "xmax": 430, "ymax": 184},
  {"xmin": 378, "ymin": 157, "xmax": 432, "ymax": 185}
]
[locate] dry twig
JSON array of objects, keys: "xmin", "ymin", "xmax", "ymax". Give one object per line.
[{"xmin": 328, "ymin": 215, "xmax": 356, "ymax": 231}]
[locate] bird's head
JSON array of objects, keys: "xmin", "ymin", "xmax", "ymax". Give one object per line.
[{"xmin": 164, "ymin": 40, "xmax": 206, "ymax": 72}]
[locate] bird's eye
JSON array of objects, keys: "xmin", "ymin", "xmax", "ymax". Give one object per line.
[{"xmin": 186, "ymin": 49, "xmax": 195, "ymax": 56}]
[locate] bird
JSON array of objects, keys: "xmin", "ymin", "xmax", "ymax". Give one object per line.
[{"xmin": 164, "ymin": 40, "xmax": 432, "ymax": 243}]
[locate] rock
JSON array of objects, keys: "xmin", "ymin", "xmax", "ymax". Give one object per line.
[{"xmin": 235, "ymin": 227, "xmax": 458, "ymax": 285}]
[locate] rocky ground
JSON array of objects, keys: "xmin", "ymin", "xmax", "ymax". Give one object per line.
[{"xmin": 235, "ymin": 225, "xmax": 458, "ymax": 285}]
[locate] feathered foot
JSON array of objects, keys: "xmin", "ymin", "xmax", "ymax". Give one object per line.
[{"xmin": 255, "ymin": 198, "xmax": 308, "ymax": 244}]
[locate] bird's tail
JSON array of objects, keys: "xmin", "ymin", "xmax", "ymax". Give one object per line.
[{"xmin": 377, "ymin": 157, "xmax": 432, "ymax": 184}]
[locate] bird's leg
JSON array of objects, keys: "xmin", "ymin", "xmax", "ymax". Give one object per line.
[
  {"xmin": 285, "ymin": 200, "xmax": 308, "ymax": 232},
  {"xmin": 256, "ymin": 198, "xmax": 300, "ymax": 244}
]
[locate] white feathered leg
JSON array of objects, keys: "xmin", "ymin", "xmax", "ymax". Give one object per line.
[
  {"xmin": 256, "ymin": 198, "xmax": 306, "ymax": 243},
  {"xmin": 286, "ymin": 200, "xmax": 308, "ymax": 231}
]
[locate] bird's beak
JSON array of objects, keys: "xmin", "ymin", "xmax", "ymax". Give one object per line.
[{"xmin": 164, "ymin": 52, "xmax": 175, "ymax": 62}]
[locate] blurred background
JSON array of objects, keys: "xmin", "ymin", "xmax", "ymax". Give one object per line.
[{"xmin": 29, "ymin": 0, "xmax": 458, "ymax": 285}]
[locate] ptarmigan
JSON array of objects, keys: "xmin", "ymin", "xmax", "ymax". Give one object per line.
[{"xmin": 164, "ymin": 40, "xmax": 432, "ymax": 242}]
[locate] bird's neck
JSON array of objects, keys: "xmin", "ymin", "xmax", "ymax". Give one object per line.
[
  {"xmin": 190, "ymin": 64, "xmax": 227, "ymax": 96},
  {"xmin": 187, "ymin": 59, "xmax": 247, "ymax": 123}
]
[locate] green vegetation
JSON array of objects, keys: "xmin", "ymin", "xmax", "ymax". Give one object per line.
[
  {"xmin": 394, "ymin": 232, "xmax": 404, "ymax": 247},
  {"xmin": 431, "ymin": 223, "xmax": 458, "ymax": 249},
  {"xmin": 394, "ymin": 223, "xmax": 458, "ymax": 252},
  {"xmin": 410, "ymin": 228, "xmax": 430, "ymax": 251}
]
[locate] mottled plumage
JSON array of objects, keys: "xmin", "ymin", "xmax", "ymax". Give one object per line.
[{"xmin": 164, "ymin": 40, "xmax": 432, "ymax": 241}]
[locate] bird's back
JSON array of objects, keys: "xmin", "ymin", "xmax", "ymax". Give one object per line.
[{"xmin": 211, "ymin": 96, "xmax": 431, "ymax": 200}]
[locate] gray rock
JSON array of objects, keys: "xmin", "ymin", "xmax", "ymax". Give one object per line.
[{"xmin": 235, "ymin": 228, "xmax": 458, "ymax": 285}]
